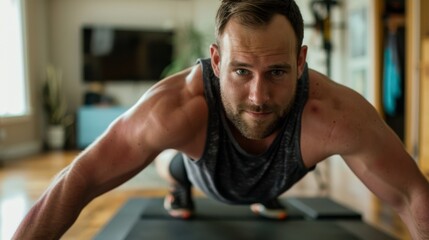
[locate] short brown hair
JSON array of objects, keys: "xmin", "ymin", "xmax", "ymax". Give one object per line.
[{"xmin": 215, "ymin": 0, "xmax": 304, "ymax": 54}]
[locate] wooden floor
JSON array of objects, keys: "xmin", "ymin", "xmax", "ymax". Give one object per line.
[{"xmin": 0, "ymin": 151, "xmax": 410, "ymax": 240}]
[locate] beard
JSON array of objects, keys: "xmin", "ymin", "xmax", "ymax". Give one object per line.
[{"xmin": 221, "ymin": 94, "xmax": 295, "ymax": 140}]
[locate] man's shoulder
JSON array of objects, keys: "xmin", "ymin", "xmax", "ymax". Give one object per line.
[
  {"xmin": 127, "ymin": 64, "xmax": 208, "ymax": 150},
  {"xmin": 142, "ymin": 64, "xmax": 205, "ymax": 107},
  {"xmin": 306, "ymin": 68, "xmax": 372, "ymax": 113},
  {"xmin": 303, "ymin": 69, "xmax": 382, "ymax": 156}
]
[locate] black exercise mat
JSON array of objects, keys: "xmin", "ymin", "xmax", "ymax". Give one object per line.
[
  {"xmin": 126, "ymin": 220, "xmax": 361, "ymax": 240},
  {"xmin": 94, "ymin": 198, "xmax": 397, "ymax": 240},
  {"xmin": 138, "ymin": 197, "xmax": 304, "ymax": 220},
  {"xmin": 336, "ymin": 221, "xmax": 398, "ymax": 240},
  {"xmin": 287, "ymin": 197, "xmax": 362, "ymax": 220}
]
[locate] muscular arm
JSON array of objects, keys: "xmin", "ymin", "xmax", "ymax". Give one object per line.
[
  {"xmin": 12, "ymin": 66, "xmax": 206, "ymax": 239},
  {"xmin": 326, "ymin": 86, "xmax": 429, "ymax": 239},
  {"xmin": 13, "ymin": 116, "xmax": 161, "ymax": 239}
]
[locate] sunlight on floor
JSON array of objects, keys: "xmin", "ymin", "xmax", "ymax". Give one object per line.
[{"xmin": 0, "ymin": 177, "xmax": 29, "ymax": 240}]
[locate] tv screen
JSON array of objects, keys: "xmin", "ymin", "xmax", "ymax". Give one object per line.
[{"xmin": 82, "ymin": 26, "xmax": 174, "ymax": 82}]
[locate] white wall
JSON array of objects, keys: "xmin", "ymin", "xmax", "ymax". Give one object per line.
[
  {"xmin": 344, "ymin": 0, "xmax": 376, "ymax": 105},
  {"xmin": 298, "ymin": 0, "xmax": 346, "ymax": 82},
  {"xmin": 193, "ymin": 0, "xmax": 220, "ymax": 56}
]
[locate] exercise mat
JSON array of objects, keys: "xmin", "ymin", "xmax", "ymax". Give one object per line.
[{"xmin": 94, "ymin": 197, "xmax": 397, "ymax": 240}]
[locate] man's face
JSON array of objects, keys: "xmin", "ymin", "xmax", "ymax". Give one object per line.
[{"xmin": 210, "ymin": 15, "xmax": 307, "ymax": 140}]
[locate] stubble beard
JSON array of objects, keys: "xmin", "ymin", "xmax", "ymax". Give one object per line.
[{"xmin": 221, "ymin": 94, "xmax": 295, "ymax": 140}]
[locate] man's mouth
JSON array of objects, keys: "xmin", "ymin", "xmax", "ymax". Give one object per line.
[{"xmin": 244, "ymin": 110, "xmax": 273, "ymax": 119}]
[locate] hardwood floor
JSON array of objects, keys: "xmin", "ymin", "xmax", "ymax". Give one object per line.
[{"xmin": 0, "ymin": 151, "xmax": 410, "ymax": 239}]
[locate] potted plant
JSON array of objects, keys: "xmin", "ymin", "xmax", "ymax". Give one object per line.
[
  {"xmin": 161, "ymin": 25, "xmax": 205, "ymax": 77},
  {"xmin": 42, "ymin": 65, "xmax": 73, "ymax": 150}
]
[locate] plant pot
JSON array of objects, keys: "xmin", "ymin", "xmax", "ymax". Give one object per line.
[{"xmin": 46, "ymin": 125, "xmax": 65, "ymax": 150}]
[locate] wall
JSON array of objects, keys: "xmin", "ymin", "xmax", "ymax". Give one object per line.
[
  {"xmin": 48, "ymin": 0, "xmax": 198, "ymax": 110},
  {"xmin": 300, "ymin": 0, "xmax": 346, "ymax": 82},
  {"xmin": 192, "ymin": 0, "xmax": 219, "ymax": 56},
  {"xmin": 0, "ymin": 0, "xmax": 49, "ymax": 160}
]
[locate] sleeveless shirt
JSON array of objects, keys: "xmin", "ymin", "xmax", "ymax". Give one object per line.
[{"xmin": 183, "ymin": 58, "xmax": 313, "ymax": 204}]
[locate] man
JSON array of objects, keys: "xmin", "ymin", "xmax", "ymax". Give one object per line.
[{"xmin": 13, "ymin": 0, "xmax": 429, "ymax": 239}]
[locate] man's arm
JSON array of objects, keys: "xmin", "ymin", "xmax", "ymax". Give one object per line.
[
  {"xmin": 12, "ymin": 67, "xmax": 204, "ymax": 239},
  {"xmin": 12, "ymin": 111, "xmax": 162, "ymax": 239},
  {"xmin": 330, "ymin": 88, "xmax": 429, "ymax": 239}
]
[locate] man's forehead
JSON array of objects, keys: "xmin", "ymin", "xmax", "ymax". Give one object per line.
[
  {"xmin": 220, "ymin": 14, "xmax": 297, "ymax": 51},
  {"xmin": 219, "ymin": 17, "xmax": 297, "ymax": 59}
]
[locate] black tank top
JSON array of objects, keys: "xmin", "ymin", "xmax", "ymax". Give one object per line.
[{"xmin": 183, "ymin": 58, "xmax": 313, "ymax": 204}]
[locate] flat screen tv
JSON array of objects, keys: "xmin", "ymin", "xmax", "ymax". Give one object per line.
[{"xmin": 82, "ymin": 25, "xmax": 174, "ymax": 82}]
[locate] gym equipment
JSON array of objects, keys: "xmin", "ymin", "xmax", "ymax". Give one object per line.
[{"xmin": 94, "ymin": 197, "xmax": 397, "ymax": 240}]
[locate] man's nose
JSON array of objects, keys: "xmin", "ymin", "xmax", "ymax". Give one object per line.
[{"xmin": 248, "ymin": 76, "xmax": 269, "ymax": 105}]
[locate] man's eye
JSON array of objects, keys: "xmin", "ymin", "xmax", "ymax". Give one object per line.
[
  {"xmin": 271, "ymin": 70, "xmax": 285, "ymax": 77},
  {"xmin": 235, "ymin": 69, "xmax": 249, "ymax": 76}
]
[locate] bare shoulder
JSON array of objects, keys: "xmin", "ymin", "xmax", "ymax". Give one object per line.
[
  {"xmin": 301, "ymin": 69, "xmax": 387, "ymax": 165},
  {"xmin": 118, "ymin": 64, "xmax": 208, "ymax": 154}
]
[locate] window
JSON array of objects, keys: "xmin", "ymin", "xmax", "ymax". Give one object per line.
[{"xmin": 0, "ymin": 0, "xmax": 29, "ymax": 117}]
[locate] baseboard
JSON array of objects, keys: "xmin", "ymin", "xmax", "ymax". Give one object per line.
[{"xmin": 0, "ymin": 141, "xmax": 42, "ymax": 161}]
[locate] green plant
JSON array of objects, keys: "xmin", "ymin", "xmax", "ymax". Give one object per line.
[
  {"xmin": 161, "ymin": 25, "xmax": 205, "ymax": 78},
  {"xmin": 42, "ymin": 65, "xmax": 73, "ymax": 126}
]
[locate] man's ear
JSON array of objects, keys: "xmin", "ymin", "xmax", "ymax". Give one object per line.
[
  {"xmin": 297, "ymin": 45, "xmax": 308, "ymax": 78},
  {"xmin": 210, "ymin": 44, "xmax": 221, "ymax": 77}
]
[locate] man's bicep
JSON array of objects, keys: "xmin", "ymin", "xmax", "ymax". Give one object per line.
[{"xmin": 73, "ymin": 113, "xmax": 163, "ymax": 199}]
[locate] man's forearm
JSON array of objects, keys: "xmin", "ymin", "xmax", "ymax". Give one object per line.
[
  {"xmin": 13, "ymin": 171, "xmax": 91, "ymax": 239},
  {"xmin": 13, "ymin": 198, "xmax": 77, "ymax": 239},
  {"xmin": 411, "ymin": 206, "xmax": 429, "ymax": 240},
  {"xmin": 402, "ymin": 211, "xmax": 429, "ymax": 240},
  {"xmin": 400, "ymin": 185, "xmax": 429, "ymax": 240}
]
